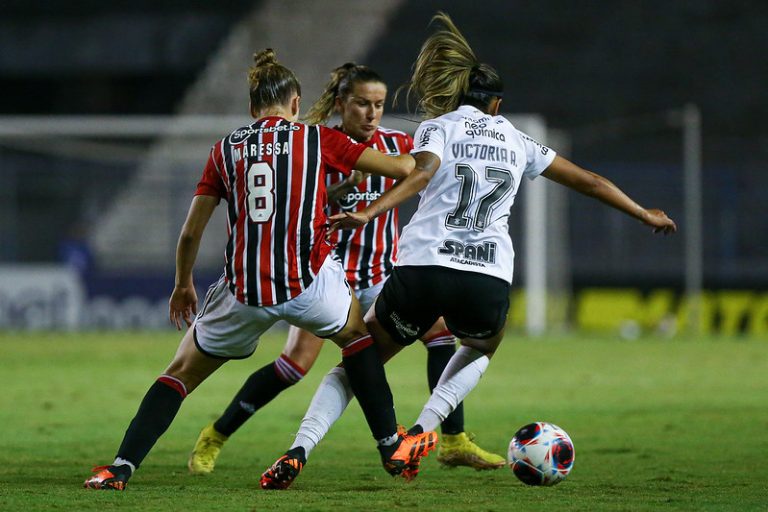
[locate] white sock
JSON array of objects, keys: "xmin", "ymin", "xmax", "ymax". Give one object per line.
[
  {"xmin": 112, "ymin": 457, "xmax": 136, "ymax": 475},
  {"xmin": 415, "ymin": 346, "xmax": 490, "ymax": 432},
  {"xmin": 377, "ymin": 433, "xmax": 399, "ymax": 446},
  {"xmin": 290, "ymin": 367, "xmax": 353, "ymax": 458}
]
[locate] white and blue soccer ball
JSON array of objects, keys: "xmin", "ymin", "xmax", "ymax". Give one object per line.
[{"xmin": 508, "ymin": 422, "xmax": 575, "ymax": 486}]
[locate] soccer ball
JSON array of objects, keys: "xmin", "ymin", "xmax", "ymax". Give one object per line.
[{"xmin": 508, "ymin": 422, "xmax": 575, "ymax": 486}]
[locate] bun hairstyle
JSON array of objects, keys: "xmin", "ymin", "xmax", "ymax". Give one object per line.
[
  {"xmin": 400, "ymin": 12, "xmax": 503, "ymax": 119},
  {"xmin": 303, "ymin": 62, "xmax": 385, "ymax": 125},
  {"xmin": 248, "ymin": 48, "xmax": 302, "ymax": 112}
]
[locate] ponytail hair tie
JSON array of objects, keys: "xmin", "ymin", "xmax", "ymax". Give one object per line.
[{"xmin": 467, "ymin": 86, "xmax": 504, "ymax": 98}]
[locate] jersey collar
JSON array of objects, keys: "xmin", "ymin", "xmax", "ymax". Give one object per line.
[
  {"xmin": 333, "ymin": 125, "xmax": 378, "ymax": 147},
  {"xmin": 457, "ymin": 105, "xmax": 484, "ymax": 115}
]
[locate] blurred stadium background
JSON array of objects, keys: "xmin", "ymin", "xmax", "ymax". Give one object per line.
[{"xmin": 1, "ymin": 0, "xmax": 766, "ymax": 338}]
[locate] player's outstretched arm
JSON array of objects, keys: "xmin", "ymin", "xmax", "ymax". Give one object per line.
[
  {"xmin": 354, "ymin": 147, "xmax": 415, "ymax": 179},
  {"xmin": 541, "ymin": 155, "xmax": 677, "ymax": 234},
  {"xmin": 169, "ymin": 194, "xmax": 219, "ymax": 330},
  {"xmin": 329, "ymin": 151, "xmax": 441, "ymax": 232}
]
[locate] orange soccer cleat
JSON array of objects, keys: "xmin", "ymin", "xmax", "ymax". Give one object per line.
[
  {"xmin": 260, "ymin": 450, "xmax": 305, "ymax": 490},
  {"xmin": 83, "ymin": 465, "xmax": 131, "ymax": 491},
  {"xmin": 380, "ymin": 431, "xmax": 438, "ymax": 478}
]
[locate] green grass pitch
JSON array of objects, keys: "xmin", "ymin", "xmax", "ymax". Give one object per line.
[{"xmin": 1, "ymin": 331, "xmax": 766, "ymax": 511}]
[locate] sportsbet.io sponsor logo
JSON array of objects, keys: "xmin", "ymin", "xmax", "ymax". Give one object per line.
[
  {"xmin": 338, "ymin": 189, "xmax": 382, "ymax": 211},
  {"xmin": 438, "ymin": 239, "xmax": 497, "ymax": 267},
  {"xmin": 229, "ymin": 124, "xmax": 300, "ymax": 144}
]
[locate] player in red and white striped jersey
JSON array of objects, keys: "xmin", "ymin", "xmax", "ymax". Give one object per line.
[
  {"xmin": 187, "ymin": 64, "xmax": 504, "ymax": 487},
  {"xmin": 325, "ymin": 125, "xmax": 408, "ymax": 290},
  {"xmin": 197, "ymin": 115, "xmax": 363, "ymax": 306},
  {"xmin": 84, "ymin": 50, "xmax": 435, "ymax": 492}
]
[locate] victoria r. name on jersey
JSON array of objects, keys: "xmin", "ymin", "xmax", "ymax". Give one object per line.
[{"xmin": 451, "ymin": 142, "xmax": 516, "ymax": 166}]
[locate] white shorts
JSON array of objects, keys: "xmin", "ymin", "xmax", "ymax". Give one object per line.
[
  {"xmin": 355, "ymin": 280, "xmax": 386, "ymax": 316},
  {"xmin": 193, "ymin": 257, "xmax": 353, "ymax": 359}
]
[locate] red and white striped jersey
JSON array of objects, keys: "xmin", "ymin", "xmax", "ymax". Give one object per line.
[
  {"xmin": 195, "ymin": 116, "xmax": 366, "ymax": 306},
  {"xmin": 326, "ymin": 127, "xmax": 414, "ymax": 290}
]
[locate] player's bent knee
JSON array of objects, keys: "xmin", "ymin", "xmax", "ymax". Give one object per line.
[
  {"xmin": 459, "ymin": 330, "xmax": 504, "ymax": 357},
  {"xmin": 283, "ymin": 329, "xmax": 324, "ymax": 372},
  {"xmin": 329, "ymin": 315, "xmax": 368, "ymax": 348}
]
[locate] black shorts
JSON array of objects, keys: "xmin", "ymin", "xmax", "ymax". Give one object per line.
[{"xmin": 375, "ymin": 265, "xmax": 510, "ymax": 345}]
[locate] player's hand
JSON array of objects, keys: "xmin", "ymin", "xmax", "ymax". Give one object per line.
[
  {"xmin": 169, "ymin": 285, "xmax": 198, "ymax": 330},
  {"xmin": 349, "ymin": 171, "xmax": 369, "ymax": 186},
  {"xmin": 642, "ymin": 208, "xmax": 677, "ymax": 235},
  {"xmin": 328, "ymin": 211, "xmax": 371, "ymax": 235}
]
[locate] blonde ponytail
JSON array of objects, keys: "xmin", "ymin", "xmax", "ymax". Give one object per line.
[
  {"xmin": 303, "ymin": 63, "xmax": 356, "ymax": 125},
  {"xmin": 400, "ymin": 12, "xmax": 502, "ymax": 119}
]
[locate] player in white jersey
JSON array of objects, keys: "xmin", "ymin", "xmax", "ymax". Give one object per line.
[
  {"xmin": 396, "ymin": 105, "xmax": 550, "ymax": 286},
  {"xmin": 330, "ymin": 12, "xmax": 677, "ymax": 480}
]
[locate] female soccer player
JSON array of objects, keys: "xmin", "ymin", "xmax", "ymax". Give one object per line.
[
  {"xmin": 82, "ymin": 49, "xmax": 437, "ymax": 491},
  {"xmin": 188, "ymin": 63, "xmax": 504, "ymax": 480},
  {"xmin": 262, "ymin": 12, "xmax": 678, "ymax": 486}
]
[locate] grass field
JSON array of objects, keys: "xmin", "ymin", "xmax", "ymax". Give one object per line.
[{"xmin": 1, "ymin": 331, "xmax": 766, "ymax": 511}]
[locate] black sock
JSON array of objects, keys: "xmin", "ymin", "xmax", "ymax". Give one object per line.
[
  {"xmin": 116, "ymin": 379, "xmax": 186, "ymax": 469},
  {"xmin": 377, "ymin": 437, "xmax": 402, "ymax": 459},
  {"xmin": 285, "ymin": 446, "xmax": 307, "ymax": 465},
  {"xmin": 214, "ymin": 361, "xmax": 293, "ymax": 437},
  {"xmin": 341, "ymin": 336, "xmax": 397, "ymax": 441},
  {"xmin": 407, "ymin": 424, "xmax": 424, "ymax": 435},
  {"xmin": 427, "ymin": 344, "xmax": 465, "ymax": 435},
  {"xmin": 108, "ymin": 464, "xmax": 133, "ymax": 481}
]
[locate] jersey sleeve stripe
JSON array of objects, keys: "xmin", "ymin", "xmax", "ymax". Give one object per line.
[
  {"xmin": 299, "ymin": 126, "xmax": 320, "ymax": 289},
  {"xmin": 286, "ymin": 124, "xmax": 305, "ymax": 297},
  {"xmin": 221, "ymin": 136, "xmax": 246, "ymax": 302},
  {"xmin": 272, "ymin": 119, "xmax": 291, "ymax": 304}
]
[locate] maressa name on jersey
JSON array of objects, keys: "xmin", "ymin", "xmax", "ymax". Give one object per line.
[
  {"xmin": 438, "ymin": 239, "xmax": 498, "ymax": 267},
  {"xmin": 231, "ymin": 141, "xmax": 290, "ymax": 162}
]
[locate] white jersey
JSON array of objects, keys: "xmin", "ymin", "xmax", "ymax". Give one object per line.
[{"xmin": 398, "ymin": 105, "xmax": 556, "ymax": 283}]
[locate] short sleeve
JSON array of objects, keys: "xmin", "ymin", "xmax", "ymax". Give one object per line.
[
  {"xmin": 411, "ymin": 120, "xmax": 445, "ymax": 158},
  {"xmin": 195, "ymin": 146, "xmax": 227, "ymax": 201},
  {"xmin": 402, "ymin": 133, "xmax": 415, "ymax": 153},
  {"xmin": 320, "ymin": 126, "xmax": 367, "ymax": 176},
  {"xmin": 519, "ymin": 131, "xmax": 556, "ymax": 180}
]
